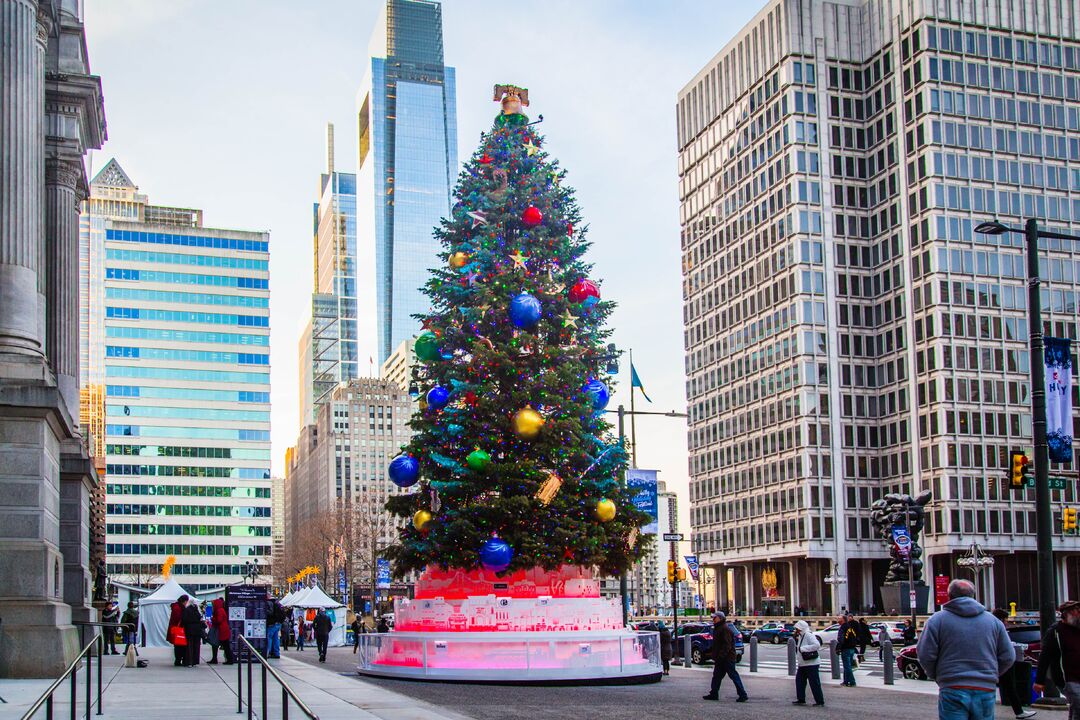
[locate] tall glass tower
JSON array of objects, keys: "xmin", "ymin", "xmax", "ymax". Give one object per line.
[{"xmin": 356, "ymin": 0, "xmax": 458, "ymax": 364}]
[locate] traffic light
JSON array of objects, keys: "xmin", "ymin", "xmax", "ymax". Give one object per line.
[
  {"xmin": 667, "ymin": 560, "xmax": 676, "ymax": 583},
  {"xmin": 1010, "ymin": 451, "xmax": 1032, "ymax": 489},
  {"xmin": 1064, "ymin": 507, "xmax": 1077, "ymax": 534},
  {"xmin": 677, "ymin": 567, "xmax": 687, "ymax": 582}
]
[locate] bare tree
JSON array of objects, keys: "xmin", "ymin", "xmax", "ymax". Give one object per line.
[{"xmin": 347, "ymin": 493, "xmax": 399, "ymax": 616}]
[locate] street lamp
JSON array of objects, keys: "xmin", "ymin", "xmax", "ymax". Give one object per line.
[
  {"xmin": 956, "ymin": 542, "xmax": 995, "ymax": 600},
  {"xmin": 974, "ymin": 218, "xmax": 1080, "ymax": 637},
  {"xmin": 824, "ymin": 561, "xmax": 848, "ymax": 614},
  {"xmin": 244, "ymin": 559, "xmax": 261, "ymax": 585}
]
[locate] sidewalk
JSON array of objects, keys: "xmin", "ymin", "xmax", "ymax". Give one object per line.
[{"xmin": 0, "ymin": 646, "xmax": 474, "ymax": 720}]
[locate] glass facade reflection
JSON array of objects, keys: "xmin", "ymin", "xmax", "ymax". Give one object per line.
[
  {"xmin": 358, "ymin": 0, "xmax": 458, "ymax": 363},
  {"xmin": 80, "ymin": 159, "xmax": 272, "ymax": 590}
]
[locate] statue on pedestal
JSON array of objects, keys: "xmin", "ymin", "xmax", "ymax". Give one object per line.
[{"xmin": 869, "ymin": 490, "xmax": 932, "ymax": 584}]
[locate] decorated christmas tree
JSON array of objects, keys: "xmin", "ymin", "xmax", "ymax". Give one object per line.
[{"xmin": 384, "ymin": 85, "xmax": 650, "ymax": 580}]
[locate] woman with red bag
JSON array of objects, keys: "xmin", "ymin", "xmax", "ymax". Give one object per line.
[
  {"xmin": 208, "ymin": 598, "xmax": 235, "ymax": 665},
  {"xmin": 168, "ymin": 594, "xmax": 189, "ymax": 666}
]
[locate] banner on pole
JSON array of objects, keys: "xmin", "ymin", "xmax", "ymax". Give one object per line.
[
  {"xmin": 626, "ymin": 468, "xmax": 659, "ymax": 534},
  {"xmin": 1046, "ymin": 337, "xmax": 1073, "ymax": 463},
  {"xmin": 684, "ymin": 555, "xmax": 700, "ymax": 581},
  {"xmin": 935, "ymin": 575, "xmax": 951, "ymax": 606},
  {"xmin": 376, "ymin": 558, "xmax": 391, "ymax": 589},
  {"xmin": 892, "ymin": 525, "xmax": 912, "ymax": 559}
]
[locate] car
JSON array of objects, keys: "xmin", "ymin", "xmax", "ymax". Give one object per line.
[
  {"xmin": 870, "ymin": 621, "xmax": 909, "ymax": 646},
  {"xmin": 751, "ymin": 621, "xmax": 795, "ymax": 645},
  {"xmin": 815, "ymin": 623, "xmax": 841, "ymax": 646},
  {"xmin": 687, "ymin": 622, "xmax": 745, "ymax": 665},
  {"xmin": 896, "ymin": 625, "xmax": 1041, "ymax": 680}
]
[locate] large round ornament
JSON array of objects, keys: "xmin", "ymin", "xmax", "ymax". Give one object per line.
[
  {"xmin": 479, "ymin": 537, "xmax": 514, "ymax": 572},
  {"xmin": 569, "ymin": 279, "xmax": 601, "ymax": 307},
  {"xmin": 414, "ymin": 331, "xmax": 441, "ymax": 362},
  {"xmin": 412, "ymin": 509, "xmax": 432, "ymax": 531},
  {"xmin": 583, "ymin": 379, "xmax": 611, "ymax": 411},
  {"xmin": 449, "ymin": 251, "xmax": 469, "ymax": 270},
  {"xmin": 512, "ymin": 406, "xmax": 544, "ymax": 439},
  {"xmin": 521, "ymin": 206, "xmax": 543, "ymax": 227},
  {"xmin": 426, "ymin": 385, "xmax": 450, "ymax": 411},
  {"xmin": 508, "ymin": 293, "xmax": 542, "ymax": 329},
  {"xmin": 466, "ymin": 448, "xmax": 491, "ymax": 471},
  {"xmin": 388, "ymin": 454, "xmax": 420, "ymax": 488},
  {"xmin": 595, "ymin": 498, "xmax": 617, "ymax": 522}
]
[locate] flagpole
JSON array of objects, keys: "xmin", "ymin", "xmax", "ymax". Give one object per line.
[{"xmin": 629, "ymin": 349, "xmax": 637, "ymax": 468}]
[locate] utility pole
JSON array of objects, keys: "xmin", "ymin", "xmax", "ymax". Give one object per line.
[
  {"xmin": 617, "ymin": 404, "xmax": 629, "ymax": 627},
  {"xmin": 670, "ymin": 541, "xmax": 680, "ymax": 640}
]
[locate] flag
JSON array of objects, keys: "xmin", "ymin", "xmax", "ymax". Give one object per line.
[{"xmin": 630, "ymin": 363, "xmax": 652, "ymax": 402}]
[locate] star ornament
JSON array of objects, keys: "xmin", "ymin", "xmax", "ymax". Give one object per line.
[
  {"xmin": 464, "ymin": 269, "xmax": 481, "ymax": 286},
  {"xmin": 561, "ymin": 309, "xmax": 579, "ymax": 328},
  {"xmin": 509, "ymin": 250, "xmax": 528, "ymax": 270},
  {"xmin": 524, "ymin": 140, "xmax": 540, "ymax": 157},
  {"xmin": 467, "ymin": 210, "xmax": 488, "ymax": 228}
]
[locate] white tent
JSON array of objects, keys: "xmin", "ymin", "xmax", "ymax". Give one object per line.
[
  {"xmin": 282, "ymin": 587, "xmax": 311, "ymax": 607},
  {"xmin": 279, "ymin": 590, "xmax": 297, "ymax": 606},
  {"xmin": 139, "ymin": 578, "xmax": 196, "ymax": 647},
  {"xmin": 286, "ymin": 586, "xmax": 347, "ymax": 647}
]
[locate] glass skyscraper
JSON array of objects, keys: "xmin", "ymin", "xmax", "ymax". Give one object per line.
[
  {"xmin": 81, "ymin": 159, "xmax": 272, "ymax": 590},
  {"xmin": 356, "ymin": 0, "xmax": 458, "ymax": 363}
]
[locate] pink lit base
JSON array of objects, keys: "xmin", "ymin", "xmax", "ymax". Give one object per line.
[{"xmin": 357, "ymin": 566, "xmax": 662, "ymax": 683}]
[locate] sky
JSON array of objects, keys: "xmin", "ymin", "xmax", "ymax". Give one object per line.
[{"xmin": 82, "ymin": 0, "xmax": 760, "ymax": 545}]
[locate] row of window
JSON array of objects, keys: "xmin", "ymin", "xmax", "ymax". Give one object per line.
[
  {"xmin": 930, "ymin": 88, "xmax": 1080, "ymax": 131},
  {"xmin": 106, "ymin": 483, "xmax": 270, "ymax": 498},
  {"xmin": 931, "ymin": 152, "xmax": 1077, "ymax": 193},
  {"xmin": 106, "ymin": 523, "xmax": 270, "ymax": 537},
  {"xmin": 924, "ymin": 23, "xmax": 1080, "ymax": 69},
  {"xmin": 931, "ymin": 183, "xmax": 1078, "ymax": 224},
  {"xmin": 106, "ymin": 386, "xmax": 269, "ymax": 404},
  {"xmin": 106, "ymin": 326, "xmax": 268, "ymax": 346},
  {"xmin": 106, "ymin": 464, "xmax": 269, "ymax": 479},
  {"xmin": 106, "ymin": 444, "xmax": 270, "ymax": 460},
  {"xmin": 106, "ymin": 562, "xmax": 267, "ymax": 575},
  {"xmin": 928, "ymin": 56, "xmax": 1078, "ymax": 102},
  {"xmin": 106, "ymin": 404, "xmax": 269, "ymax": 423},
  {"xmin": 106, "ymin": 228, "xmax": 268, "ymax": 253},
  {"xmin": 106, "ymin": 267, "xmax": 269, "ymax": 289},
  {"xmin": 106, "ymin": 307, "xmax": 269, "ymax": 327},
  {"xmin": 106, "ymin": 504, "xmax": 271, "ymax": 517},
  {"xmin": 105, "ymin": 346, "xmax": 269, "ymax": 365},
  {"xmin": 105, "ymin": 287, "xmax": 268, "ymax": 308},
  {"xmin": 106, "ymin": 365, "xmax": 269, "ymax": 385},
  {"xmin": 106, "ymin": 543, "xmax": 269, "ymax": 556},
  {"xmin": 106, "ymin": 248, "xmax": 268, "ymax": 271},
  {"xmin": 106, "ymin": 425, "xmax": 269, "ymax": 441},
  {"xmin": 931, "ymin": 119, "xmax": 1080, "ymax": 162}
]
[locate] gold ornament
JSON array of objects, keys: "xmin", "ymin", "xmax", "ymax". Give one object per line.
[
  {"xmin": 449, "ymin": 251, "xmax": 469, "ymax": 269},
  {"xmin": 595, "ymin": 498, "xmax": 616, "ymax": 522},
  {"xmin": 413, "ymin": 509, "xmax": 433, "ymax": 531},
  {"xmin": 536, "ymin": 472, "xmax": 563, "ymax": 505},
  {"xmin": 627, "ymin": 527, "xmax": 639, "ymax": 550},
  {"xmin": 509, "ymin": 249, "xmax": 528, "ymax": 270},
  {"xmin": 494, "ymin": 83, "xmax": 530, "ymax": 115},
  {"xmin": 512, "ymin": 406, "xmax": 544, "ymax": 439},
  {"xmin": 561, "ymin": 309, "xmax": 579, "ymax": 328},
  {"xmin": 524, "ymin": 140, "xmax": 540, "ymax": 156}
]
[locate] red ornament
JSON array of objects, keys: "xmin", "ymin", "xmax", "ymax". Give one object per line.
[
  {"xmin": 567, "ymin": 223, "xmax": 574, "ymax": 237},
  {"xmin": 521, "ymin": 206, "xmax": 543, "ymax": 227},
  {"xmin": 463, "ymin": 391, "xmax": 478, "ymax": 407},
  {"xmin": 568, "ymin": 279, "xmax": 601, "ymax": 305},
  {"xmin": 479, "ymin": 153, "xmax": 493, "ymax": 164}
]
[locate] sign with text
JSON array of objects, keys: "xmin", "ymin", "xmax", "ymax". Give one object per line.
[
  {"xmin": 663, "ymin": 533, "xmax": 683, "ymax": 542},
  {"xmin": 225, "ymin": 583, "xmax": 269, "ymax": 659},
  {"xmin": 376, "ymin": 558, "xmax": 391, "ymax": 589},
  {"xmin": 892, "ymin": 525, "xmax": 912, "ymax": 559},
  {"xmin": 934, "ymin": 575, "xmax": 951, "ymax": 606},
  {"xmin": 626, "ymin": 468, "xmax": 659, "ymax": 534},
  {"xmin": 1045, "ymin": 337, "xmax": 1073, "ymax": 463}
]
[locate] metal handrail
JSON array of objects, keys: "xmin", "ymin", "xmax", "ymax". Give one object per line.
[
  {"xmin": 19, "ymin": 633, "xmax": 101, "ymax": 720},
  {"xmin": 236, "ymin": 636, "xmax": 319, "ymax": 720}
]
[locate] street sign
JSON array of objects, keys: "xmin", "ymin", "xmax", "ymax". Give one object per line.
[
  {"xmin": 1050, "ymin": 477, "xmax": 1069, "ymax": 490},
  {"xmin": 662, "ymin": 533, "xmax": 683, "ymax": 542}
]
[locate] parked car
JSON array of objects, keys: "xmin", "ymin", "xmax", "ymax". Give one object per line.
[
  {"xmin": 688, "ymin": 622, "xmax": 745, "ymax": 665},
  {"xmin": 751, "ymin": 621, "xmax": 795, "ymax": 645},
  {"xmin": 870, "ymin": 621, "xmax": 909, "ymax": 646},
  {"xmin": 896, "ymin": 625, "xmax": 1041, "ymax": 680},
  {"xmin": 815, "ymin": 623, "xmax": 841, "ymax": 646}
]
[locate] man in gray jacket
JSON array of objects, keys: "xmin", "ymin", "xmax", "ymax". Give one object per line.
[{"xmin": 916, "ymin": 579, "xmax": 1015, "ymax": 720}]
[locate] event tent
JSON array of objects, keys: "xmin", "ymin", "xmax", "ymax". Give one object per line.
[
  {"xmin": 139, "ymin": 577, "xmax": 196, "ymax": 647},
  {"xmin": 283, "ymin": 585, "xmax": 347, "ymax": 646}
]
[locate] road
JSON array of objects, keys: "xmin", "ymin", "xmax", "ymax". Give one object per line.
[{"xmin": 282, "ymin": 644, "xmax": 1021, "ymax": 720}]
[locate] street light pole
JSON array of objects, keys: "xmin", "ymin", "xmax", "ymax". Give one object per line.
[{"xmin": 617, "ymin": 404, "xmax": 629, "ymax": 627}]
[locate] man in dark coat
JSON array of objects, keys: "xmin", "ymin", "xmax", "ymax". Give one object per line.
[
  {"xmin": 1036, "ymin": 599, "xmax": 1080, "ymax": 717},
  {"xmin": 313, "ymin": 609, "xmax": 333, "ymax": 662},
  {"xmin": 703, "ymin": 611, "xmax": 748, "ymax": 702},
  {"xmin": 181, "ymin": 598, "xmax": 205, "ymax": 667},
  {"xmin": 100, "ymin": 601, "xmax": 120, "ymax": 654},
  {"xmin": 837, "ymin": 613, "xmax": 861, "ymax": 686}
]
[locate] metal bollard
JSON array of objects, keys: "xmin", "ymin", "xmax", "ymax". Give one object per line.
[
  {"xmin": 787, "ymin": 636, "xmax": 797, "ymax": 676},
  {"xmin": 683, "ymin": 636, "xmax": 692, "ymax": 667},
  {"xmin": 882, "ymin": 640, "xmax": 894, "ymax": 685},
  {"xmin": 749, "ymin": 636, "xmax": 758, "ymax": 672},
  {"xmin": 829, "ymin": 640, "xmax": 841, "ymax": 680}
]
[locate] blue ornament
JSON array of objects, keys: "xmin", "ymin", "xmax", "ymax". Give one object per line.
[
  {"xmin": 388, "ymin": 454, "xmax": 420, "ymax": 488},
  {"xmin": 508, "ymin": 293, "xmax": 542, "ymax": 329},
  {"xmin": 583, "ymin": 379, "xmax": 611, "ymax": 411},
  {"xmin": 447, "ymin": 423, "xmax": 464, "ymax": 437},
  {"xmin": 427, "ymin": 385, "xmax": 450, "ymax": 410},
  {"xmin": 479, "ymin": 537, "xmax": 514, "ymax": 572}
]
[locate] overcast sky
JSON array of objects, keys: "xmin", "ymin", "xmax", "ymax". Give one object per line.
[{"xmin": 83, "ymin": 0, "xmax": 759, "ymax": 543}]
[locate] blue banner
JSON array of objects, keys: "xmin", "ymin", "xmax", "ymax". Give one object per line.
[
  {"xmin": 626, "ymin": 468, "xmax": 659, "ymax": 534},
  {"xmin": 376, "ymin": 558, "xmax": 391, "ymax": 589},
  {"xmin": 892, "ymin": 525, "xmax": 912, "ymax": 559},
  {"xmin": 684, "ymin": 555, "xmax": 699, "ymax": 581},
  {"xmin": 338, "ymin": 569, "xmax": 346, "ymax": 594},
  {"xmin": 1046, "ymin": 337, "xmax": 1073, "ymax": 463}
]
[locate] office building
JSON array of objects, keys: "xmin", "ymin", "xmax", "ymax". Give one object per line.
[
  {"xmin": 356, "ymin": 0, "xmax": 458, "ymax": 364},
  {"xmin": 299, "ymin": 124, "xmax": 359, "ymax": 428},
  {"xmin": 679, "ymin": 0, "xmax": 1080, "ymax": 615},
  {"xmin": 81, "ymin": 160, "xmax": 272, "ymax": 591}
]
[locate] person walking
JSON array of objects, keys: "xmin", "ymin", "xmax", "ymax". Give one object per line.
[
  {"xmin": 792, "ymin": 620, "xmax": 825, "ymax": 707},
  {"xmin": 351, "ymin": 617, "xmax": 365, "ymax": 654},
  {"xmin": 296, "ymin": 616, "xmax": 306, "ymax": 651},
  {"xmin": 376, "ymin": 616, "xmax": 389, "ymax": 634},
  {"xmin": 120, "ymin": 601, "xmax": 139, "ymax": 657},
  {"xmin": 265, "ymin": 596, "xmax": 283, "ymax": 658},
  {"xmin": 658, "ymin": 621, "xmax": 672, "ymax": 675},
  {"xmin": 168, "ymin": 595, "xmax": 188, "ymax": 666},
  {"xmin": 916, "ymin": 579, "xmax": 1015, "ymax": 720},
  {"xmin": 857, "ymin": 617, "xmax": 873, "ymax": 662},
  {"xmin": 1035, "ymin": 599, "xmax": 1080, "ymax": 719},
  {"xmin": 703, "ymin": 611, "xmax": 748, "ymax": 703},
  {"xmin": 100, "ymin": 600, "xmax": 120, "ymax": 655},
  {"xmin": 208, "ymin": 598, "xmax": 235, "ymax": 665},
  {"xmin": 837, "ymin": 613, "xmax": 861, "ymax": 686},
  {"xmin": 181, "ymin": 597, "xmax": 206, "ymax": 667},
  {"xmin": 991, "ymin": 609, "xmax": 1037, "ymax": 719},
  {"xmin": 313, "ymin": 609, "xmax": 332, "ymax": 662}
]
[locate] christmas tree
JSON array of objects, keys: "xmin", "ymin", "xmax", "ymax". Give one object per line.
[{"xmin": 385, "ymin": 85, "xmax": 650, "ymax": 579}]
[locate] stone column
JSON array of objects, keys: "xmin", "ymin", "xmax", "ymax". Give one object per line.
[
  {"xmin": 0, "ymin": 0, "xmax": 47, "ymax": 356},
  {"xmin": 44, "ymin": 159, "xmax": 82, "ymax": 416}
]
